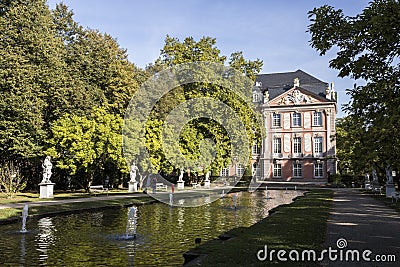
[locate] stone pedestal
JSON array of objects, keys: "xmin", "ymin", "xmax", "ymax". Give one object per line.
[
  {"xmin": 204, "ymin": 180, "xmax": 210, "ymax": 188},
  {"xmin": 128, "ymin": 181, "xmax": 138, "ymax": 193},
  {"xmin": 365, "ymin": 182, "xmax": 371, "ymax": 190},
  {"xmin": 177, "ymin": 181, "xmax": 184, "ymax": 190},
  {"xmin": 39, "ymin": 183, "xmax": 55, "ymax": 198},
  {"xmin": 386, "ymin": 183, "xmax": 396, "ymax": 197}
]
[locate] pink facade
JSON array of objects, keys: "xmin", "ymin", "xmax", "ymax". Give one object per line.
[{"xmin": 220, "ymin": 70, "xmax": 337, "ymax": 183}]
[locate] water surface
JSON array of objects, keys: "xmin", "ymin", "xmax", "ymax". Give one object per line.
[{"xmin": 0, "ymin": 190, "xmax": 301, "ymax": 266}]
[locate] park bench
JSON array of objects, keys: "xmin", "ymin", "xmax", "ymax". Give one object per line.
[
  {"xmin": 391, "ymin": 192, "xmax": 400, "ymax": 203},
  {"xmin": 89, "ymin": 185, "xmax": 108, "ymax": 195},
  {"xmin": 155, "ymin": 183, "xmax": 168, "ymax": 191}
]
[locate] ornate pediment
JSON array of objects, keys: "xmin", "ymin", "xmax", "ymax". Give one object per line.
[
  {"xmin": 268, "ymin": 88, "xmax": 326, "ymax": 106},
  {"xmin": 284, "ymin": 89, "xmax": 310, "ymax": 104}
]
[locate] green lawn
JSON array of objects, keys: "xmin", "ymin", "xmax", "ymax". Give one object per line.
[{"xmin": 186, "ymin": 189, "xmax": 333, "ymax": 266}]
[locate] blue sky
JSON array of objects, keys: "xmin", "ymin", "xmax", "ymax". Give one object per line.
[{"xmin": 47, "ymin": 0, "xmax": 371, "ymax": 117}]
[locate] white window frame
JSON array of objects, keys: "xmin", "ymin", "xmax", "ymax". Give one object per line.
[
  {"xmin": 236, "ymin": 164, "xmax": 245, "ymax": 177},
  {"xmin": 252, "ymin": 162, "xmax": 261, "ymax": 178},
  {"xmin": 252, "ymin": 143, "xmax": 260, "ymax": 155},
  {"xmin": 253, "ymin": 92, "xmax": 260, "ymax": 103},
  {"xmin": 293, "ymin": 137, "xmax": 302, "ymax": 155},
  {"xmin": 313, "ymin": 111, "xmax": 322, "ymax": 126},
  {"xmin": 272, "ymin": 113, "xmax": 281, "ymax": 127},
  {"xmin": 273, "ymin": 138, "xmax": 282, "ymax": 154},
  {"xmin": 314, "ymin": 162, "xmax": 324, "ymax": 178},
  {"xmin": 293, "ymin": 163, "xmax": 302, "ymax": 178},
  {"xmin": 221, "ymin": 168, "xmax": 229, "ymax": 177},
  {"xmin": 273, "ymin": 164, "xmax": 282, "ymax": 178},
  {"xmin": 314, "ymin": 136, "xmax": 323, "ymax": 157},
  {"xmin": 292, "ymin": 112, "xmax": 301, "ymax": 127}
]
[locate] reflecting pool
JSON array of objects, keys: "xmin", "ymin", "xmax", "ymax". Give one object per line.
[{"xmin": 0, "ymin": 190, "xmax": 301, "ymax": 266}]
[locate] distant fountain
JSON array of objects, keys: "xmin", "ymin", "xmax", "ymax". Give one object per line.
[
  {"xmin": 266, "ymin": 190, "xmax": 271, "ymax": 200},
  {"xmin": 169, "ymin": 193, "xmax": 173, "ymax": 206},
  {"xmin": 126, "ymin": 206, "xmax": 138, "ymax": 239},
  {"xmin": 20, "ymin": 205, "xmax": 28, "ymax": 233},
  {"xmin": 285, "ymin": 187, "xmax": 288, "ymax": 194},
  {"xmin": 232, "ymin": 193, "xmax": 238, "ymax": 210},
  {"xmin": 294, "ymin": 186, "xmax": 297, "ymax": 191},
  {"xmin": 221, "ymin": 190, "xmax": 225, "ymax": 197}
]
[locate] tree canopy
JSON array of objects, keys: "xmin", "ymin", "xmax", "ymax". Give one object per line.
[
  {"xmin": 130, "ymin": 36, "xmax": 263, "ymax": 178},
  {"xmin": 308, "ymin": 0, "xmax": 400, "ymax": 172}
]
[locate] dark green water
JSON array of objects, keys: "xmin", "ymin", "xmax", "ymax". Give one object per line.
[{"xmin": 0, "ymin": 190, "xmax": 300, "ymax": 266}]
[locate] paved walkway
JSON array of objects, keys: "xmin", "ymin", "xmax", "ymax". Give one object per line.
[{"xmin": 323, "ymin": 189, "xmax": 400, "ymax": 266}]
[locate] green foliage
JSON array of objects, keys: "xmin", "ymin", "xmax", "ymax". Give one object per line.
[
  {"xmin": 141, "ymin": 36, "xmax": 263, "ymax": 175},
  {"xmin": 308, "ymin": 1, "xmax": 400, "ymax": 170},
  {"xmin": 0, "ymin": 162, "xmax": 26, "ymax": 198},
  {"xmin": 47, "ymin": 108, "xmax": 128, "ymax": 190},
  {"xmin": 0, "ymin": 1, "xmax": 145, "ymax": 189}
]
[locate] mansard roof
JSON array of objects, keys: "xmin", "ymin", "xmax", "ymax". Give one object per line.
[{"xmin": 256, "ymin": 69, "xmax": 329, "ymax": 100}]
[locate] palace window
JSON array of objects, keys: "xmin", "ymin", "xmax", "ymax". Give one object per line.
[
  {"xmin": 273, "ymin": 164, "xmax": 282, "ymax": 178},
  {"xmin": 313, "ymin": 112, "xmax": 322, "ymax": 126},
  {"xmin": 292, "ymin": 112, "xmax": 301, "ymax": 127},
  {"xmin": 314, "ymin": 137, "xmax": 323, "ymax": 155},
  {"xmin": 252, "ymin": 143, "xmax": 260, "ymax": 155},
  {"xmin": 252, "ymin": 162, "xmax": 261, "ymax": 178},
  {"xmin": 221, "ymin": 168, "xmax": 229, "ymax": 177},
  {"xmin": 253, "ymin": 92, "xmax": 260, "ymax": 103},
  {"xmin": 272, "ymin": 113, "xmax": 281, "ymax": 127},
  {"xmin": 293, "ymin": 137, "xmax": 302, "ymax": 154},
  {"xmin": 293, "ymin": 163, "xmax": 302, "ymax": 178},
  {"xmin": 273, "ymin": 138, "xmax": 282, "ymax": 154},
  {"xmin": 236, "ymin": 164, "xmax": 245, "ymax": 177},
  {"xmin": 314, "ymin": 163, "xmax": 323, "ymax": 178}
]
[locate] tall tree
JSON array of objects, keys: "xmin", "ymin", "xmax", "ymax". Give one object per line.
[
  {"xmin": 139, "ymin": 36, "xmax": 263, "ymax": 176},
  {"xmin": 47, "ymin": 108, "xmax": 127, "ymax": 190},
  {"xmin": 308, "ymin": 0, "xmax": 400, "ymax": 170},
  {"xmin": 0, "ymin": 0, "xmax": 66, "ymax": 162}
]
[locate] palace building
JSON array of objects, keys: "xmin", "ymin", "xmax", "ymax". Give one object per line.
[{"xmin": 221, "ymin": 69, "xmax": 337, "ymax": 183}]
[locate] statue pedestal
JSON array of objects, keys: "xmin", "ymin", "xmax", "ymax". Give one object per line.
[
  {"xmin": 177, "ymin": 181, "xmax": 184, "ymax": 190},
  {"xmin": 204, "ymin": 180, "xmax": 210, "ymax": 188},
  {"xmin": 386, "ymin": 183, "xmax": 396, "ymax": 197},
  {"xmin": 128, "ymin": 181, "xmax": 138, "ymax": 193},
  {"xmin": 365, "ymin": 182, "xmax": 371, "ymax": 190},
  {"xmin": 39, "ymin": 182, "xmax": 55, "ymax": 198}
]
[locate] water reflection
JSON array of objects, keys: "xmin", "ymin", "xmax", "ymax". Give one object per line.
[
  {"xmin": 36, "ymin": 217, "xmax": 56, "ymax": 262},
  {"xmin": 0, "ymin": 190, "xmax": 302, "ymax": 266}
]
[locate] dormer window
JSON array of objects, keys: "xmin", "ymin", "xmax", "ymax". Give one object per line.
[{"xmin": 253, "ymin": 92, "xmax": 260, "ymax": 103}]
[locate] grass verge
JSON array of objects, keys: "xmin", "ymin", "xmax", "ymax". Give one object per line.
[
  {"xmin": 185, "ymin": 189, "xmax": 333, "ymax": 266},
  {"xmin": 0, "ymin": 196, "xmax": 154, "ymax": 223}
]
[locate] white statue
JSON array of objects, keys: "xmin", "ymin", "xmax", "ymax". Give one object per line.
[
  {"xmin": 130, "ymin": 161, "xmax": 139, "ymax": 183},
  {"xmin": 178, "ymin": 169, "xmax": 184, "ymax": 182},
  {"xmin": 263, "ymin": 90, "xmax": 269, "ymax": 103},
  {"xmin": 42, "ymin": 156, "xmax": 52, "ymax": 183},
  {"xmin": 364, "ymin": 173, "xmax": 370, "ymax": 183},
  {"xmin": 205, "ymin": 171, "xmax": 210, "ymax": 181},
  {"xmin": 386, "ymin": 164, "xmax": 393, "ymax": 184},
  {"xmin": 372, "ymin": 168, "xmax": 378, "ymax": 182}
]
